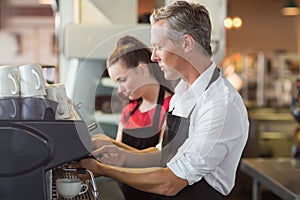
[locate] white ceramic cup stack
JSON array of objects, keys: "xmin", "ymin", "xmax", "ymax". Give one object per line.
[{"xmin": 0, "ymin": 64, "xmax": 51, "ymax": 120}]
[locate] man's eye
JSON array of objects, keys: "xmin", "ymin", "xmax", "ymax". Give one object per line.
[
  {"xmin": 155, "ymin": 46, "xmax": 161, "ymax": 50},
  {"xmin": 119, "ymin": 77, "xmax": 127, "ymax": 82}
]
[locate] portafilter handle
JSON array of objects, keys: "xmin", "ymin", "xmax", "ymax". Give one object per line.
[{"xmin": 63, "ymin": 167, "xmax": 99, "ymax": 199}]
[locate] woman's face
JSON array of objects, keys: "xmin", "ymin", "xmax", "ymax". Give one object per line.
[{"xmin": 107, "ymin": 60, "xmax": 144, "ymax": 100}]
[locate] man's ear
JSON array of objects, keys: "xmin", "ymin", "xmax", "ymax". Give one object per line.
[{"xmin": 182, "ymin": 34, "xmax": 194, "ymax": 53}]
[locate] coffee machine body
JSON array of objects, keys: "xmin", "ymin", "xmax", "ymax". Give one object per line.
[{"xmin": 0, "ymin": 119, "xmax": 92, "ymax": 200}]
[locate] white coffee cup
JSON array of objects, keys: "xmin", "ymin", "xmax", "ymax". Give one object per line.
[
  {"xmin": 56, "ymin": 178, "xmax": 88, "ymax": 199},
  {"xmin": 0, "ymin": 65, "xmax": 20, "ymax": 97},
  {"xmin": 18, "ymin": 63, "xmax": 46, "ymax": 97},
  {"xmin": 46, "ymin": 83, "xmax": 70, "ymax": 119}
]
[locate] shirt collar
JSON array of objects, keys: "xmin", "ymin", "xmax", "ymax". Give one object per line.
[
  {"xmin": 190, "ymin": 62, "xmax": 217, "ymax": 93},
  {"xmin": 170, "ymin": 62, "xmax": 217, "ymax": 117}
]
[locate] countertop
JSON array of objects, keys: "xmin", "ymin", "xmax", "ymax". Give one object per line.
[{"xmin": 240, "ymin": 157, "xmax": 300, "ymax": 200}]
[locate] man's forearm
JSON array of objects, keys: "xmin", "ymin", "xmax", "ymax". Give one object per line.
[
  {"xmin": 123, "ymin": 148, "xmax": 161, "ymax": 168},
  {"xmin": 95, "ymin": 162, "xmax": 187, "ymax": 196}
]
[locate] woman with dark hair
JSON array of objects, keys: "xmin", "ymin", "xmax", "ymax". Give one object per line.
[{"xmin": 93, "ymin": 35, "xmax": 173, "ymax": 200}]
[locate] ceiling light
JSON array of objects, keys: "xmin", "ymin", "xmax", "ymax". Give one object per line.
[
  {"xmin": 281, "ymin": 0, "xmax": 300, "ymax": 16},
  {"xmin": 224, "ymin": 17, "xmax": 243, "ymax": 29},
  {"xmin": 224, "ymin": 17, "xmax": 233, "ymax": 29},
  {"xmin": 232, "ymin": 17, "xmax": 242, "ymax": 28}
]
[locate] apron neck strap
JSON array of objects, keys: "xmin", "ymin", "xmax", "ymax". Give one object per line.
[
  {"xmin": 152, "ymin": 85, "xmax": 165, "ymax": 129},
  {"xmin": 205, "ymin": 67, "xmax": 220, "ymax": 91}
]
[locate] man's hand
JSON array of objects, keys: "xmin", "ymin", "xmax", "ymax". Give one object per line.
[{"xmin": 68, "ymin": 158, "xmax": 103, "ymax": 180}]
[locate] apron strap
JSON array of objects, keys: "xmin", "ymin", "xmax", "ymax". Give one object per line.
[
  {"xmin": 187, "ymin": 67, "xmax": 220, "ymax": 118},
  {"xmin": 152, "ymin": 85, "xmax": 165, "ymax": 132},
  {"xmin": 125, "ymin": 97, "xmax": 142, "ymax": 122},
  {"xmin": 205, "ymin": 67, "xmax": 220, "ymax": 91}
]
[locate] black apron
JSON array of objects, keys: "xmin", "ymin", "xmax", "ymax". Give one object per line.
[
  {"xmin": 122, "ymin": 85, "xmax": 165, "ymax": 150},
  {"xmin": 156, "ymin": 67, "xmax": 225, "ymax": 200},
  {"xmin": 121, "ymin": 85, "xmax": 165, "ymax": 200}
]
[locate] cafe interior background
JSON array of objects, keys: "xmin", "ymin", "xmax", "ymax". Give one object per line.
[{"xmin": 1, "ymin": 0, "xmax": 300, "ymax": 199}]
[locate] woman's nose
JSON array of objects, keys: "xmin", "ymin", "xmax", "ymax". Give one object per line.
[{"xmin": 117, "ymin": 84, "xmax": 124, "ymax": 93}]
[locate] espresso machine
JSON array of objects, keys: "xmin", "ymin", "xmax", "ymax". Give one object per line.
[{"xmin": 0, "ymin": 96, "xmax": 99, "ymax": 200}]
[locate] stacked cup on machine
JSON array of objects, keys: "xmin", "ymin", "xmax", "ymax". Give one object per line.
[
  {"xmin": 45, "ymin": 83, "xmax": 71, "ymax": 119},
  {"xmin": 19, "ymin": 63, "xmax": 55, "ymax": 120},
  {"xmin": 0, "ymin": 63, "xmax": 68, "ymax": 120},
  {"xmin": 18, "ymin": 63, "xmax": 46, "ymax": 98},
  {"xmin": 0, "ymin": 65, "xmax": 21, "ymax": 119}
]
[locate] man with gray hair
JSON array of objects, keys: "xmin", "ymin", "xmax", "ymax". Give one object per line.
[{"xmin": 71, "ymin": 1, "xmax": 249, "ymax": 199}]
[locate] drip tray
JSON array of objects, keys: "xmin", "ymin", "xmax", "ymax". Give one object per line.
[{"xmin": 52, "ymin": 168, "xmax": 97, "ymax": 200}]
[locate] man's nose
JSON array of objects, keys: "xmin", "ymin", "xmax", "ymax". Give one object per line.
[{"xmin": 151, "ymin": 49, "xmax": 158, "ymax": 62}]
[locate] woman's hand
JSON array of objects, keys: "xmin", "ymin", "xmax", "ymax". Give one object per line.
[
  {"xmin": 92, "ymin": 145, "xmax": 127, "ymax": 167},
  {"xmin": 92, "ymin": 133, "xmax": 113, "ymax": 150}
]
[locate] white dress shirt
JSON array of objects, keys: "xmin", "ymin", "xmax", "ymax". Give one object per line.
[{"xmin": 166, "ymin": 63, "xmax": 249, "ymax": 195}]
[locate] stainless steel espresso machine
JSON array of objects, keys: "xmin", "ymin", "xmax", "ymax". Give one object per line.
[{"xmin": 0, "ymin": 96, "xmax": 97, "ymax": 200}]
